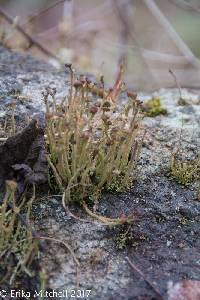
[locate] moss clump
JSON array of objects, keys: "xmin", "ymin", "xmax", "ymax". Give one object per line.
[
  {"xmin": 169, "ymin": 155, "xmax": 199, "ymax": 186},
  {"xmin": 115, "ymin": 225, "xmax": 132, "ymax": 249},
  {"xmin": 177, "ymin": 97, "xmax": 190, "ymax": 106},
  {"xmin": 45, "ymin": 65, "xmax": 143, "ymax": 209},
  {"xmin": 115, "ymin": 225, "xmax": 147, "ymax": 249},
  {"xmin": 143, "ymin": 97, "xmax": 167, "ymax": 117},
  {"xmin": 106, "ymin": 171, "xmax": 134, "ymax": 193},
  {"xmin": 116, "ymin": 233, "xmax": 129, "ymax": 249}
]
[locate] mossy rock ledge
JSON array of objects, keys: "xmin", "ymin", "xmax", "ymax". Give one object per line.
[{"xmin": 0, "ymin": 46, "xmax": 200, "ymax": 300}]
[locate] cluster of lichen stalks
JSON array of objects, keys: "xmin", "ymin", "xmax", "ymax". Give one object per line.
[
  {"xmin": 44, "ymin": 65, "xmax": 142, "ymax": 225},
  {"xmin": 0, "ymin": 181, "xmax": 38, "ymax": 286}
]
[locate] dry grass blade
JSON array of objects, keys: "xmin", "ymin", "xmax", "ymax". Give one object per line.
[{"xmin": 126, "ymin": 256, "xmax": 164, "ymax": 300}]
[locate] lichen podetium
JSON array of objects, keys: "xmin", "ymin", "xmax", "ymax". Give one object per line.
[
  {"xmin": 44, "ymin": 65, "xmax": 143, "ymax": 218},
  {"xmin": 0, "ymin": 181, "xmax": 38, "ymax": 287}
]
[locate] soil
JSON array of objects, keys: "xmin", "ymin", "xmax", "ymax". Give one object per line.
[{"xmin": 0, "ymin": 46, "xmax": 200, "ymax": 300}]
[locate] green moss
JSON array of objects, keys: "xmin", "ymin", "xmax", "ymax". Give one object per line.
[
  {"xmin": 116, "ymin": 233, "xmax": 129, "ymax": 249},
  {"xmin": 106, "ymin": 173, "xmax": 134, "ymax": 193},
  {"xmin": 115, "ymin": 225, "xmax": 132, "ymax": 249},
  {"xmin": 143, "ymin": 97, "xmax": 167, "ymax": 117},
  {"xmin": 177, "ymin": 97, "xmax": 190, "ymax": 106},
  {"xmin": 169, "ymin": 156, "xmax": 199, "ymax": 186},
  {"xmin": 115, "ymin": 226, "xmax": 147, "ymax": 249}
]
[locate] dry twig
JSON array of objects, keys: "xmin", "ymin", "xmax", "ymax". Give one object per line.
[
  {"xmin": 168, "ymin": 0, "xmax": 200, "ymax": 14},
  {"xmin": 169, "ymin": 69, "xmax": 182, "ymax": 99},
  {"xmin": 143, "ymin": 0, "xmax": 200, "ymax": 67},
  {"xmin": 126, "ymin": 256, "xmax": 164, "ymax": 300},
  {"xmin": 0, "ymin": 6, "xmax": 58, "ymax": 60},
  {"xmin": 21, "ymin": 0, "xmax": 67, "ymax": 28}
]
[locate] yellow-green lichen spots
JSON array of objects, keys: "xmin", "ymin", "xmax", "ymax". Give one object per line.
[{"xmin": 143, "ymin": 97, "xmax": 167, "ymax": 117}]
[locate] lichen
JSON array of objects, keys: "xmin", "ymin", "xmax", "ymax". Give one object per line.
[
  {"xmin": 45, "ymin": 65, "xmax": 143, "ymax": 208},
  {"xmin": 0, "ymin": 181, "xmax": 38, "ymax": 287}
]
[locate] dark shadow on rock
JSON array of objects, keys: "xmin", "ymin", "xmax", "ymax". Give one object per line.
[{"xmin": 0, "ymin": 119, "xmax": 47, "ymax": 202}]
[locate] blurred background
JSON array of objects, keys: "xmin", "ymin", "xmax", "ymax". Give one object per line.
[{"xmin": 0, "ymin": 0, "xmax": 200, "ymax": 90}]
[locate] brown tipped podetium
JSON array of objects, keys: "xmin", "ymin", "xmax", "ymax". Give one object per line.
[{"xmin": 45, "ymin": 64, "xmax": 143, "ymax": 223}]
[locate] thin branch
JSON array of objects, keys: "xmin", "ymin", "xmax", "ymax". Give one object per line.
[
  {"xmin": 169, "ymin": 69, "xmax": 182, "ymax": 99},
  {"xmin": 168, "ymin": 0, "xmax": 200, "ymax": 14},
  {"xmin": 0, "ymin": 6, "xmax": 58, "ymax": 60},
  {"xmin": 126, "ymin": 256, "xmax": 164, "ymax": 300},
  {"xmin": 21, "ymin": 0, "xmax": 67, "ymax": 28},
  {"xmin": 141, "ymin": 49, "xmax": 190, "ymax": 65},
  {"xmin": 143, "ymin": 0, "xmax": 200, "ymax": 68},
  {"xmin": 112, "ymin": 0, "xmax": 156, "ymax": 83},
  {"xmin": 111, "ymin": 0, "xmax": 130, "ymax": 64}
]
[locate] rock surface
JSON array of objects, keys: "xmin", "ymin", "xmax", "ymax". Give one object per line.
[{"xmin": 0, "ymin": 46, "xmax": 200, "ymax": 300}]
